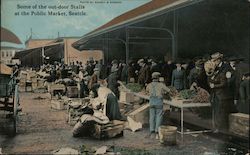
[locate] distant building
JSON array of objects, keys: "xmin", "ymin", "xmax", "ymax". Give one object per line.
[
  {"xmin": 14, "ymin": 37, "xmax": 103, "ymax": 67},
  {"xmin": 0, "ymin": 46, "xmax": 22, "ymax": 65}
]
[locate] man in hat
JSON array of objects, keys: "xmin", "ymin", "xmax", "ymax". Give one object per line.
[
  {"xmin": 111, "ymin": 59, "xmax": 119, "ymax": 73},
  {"xmin": 146, "ymin": 72, "xmax": 170, "ymax": 139},
  {"xmin": 161, "ymin": 59, "xmax": 175, "ymax": 86},
  {"xmin": 238, "ymin": 72, "xmax": 250, "ymax": 114},
  {"xmin": 227, "ymin": 56, "xmax": 243, "ymax": 108},
  {"xmin": 188, "ymin": 59, "xmax": 209, "ymax": 91},
  {"xmin": 171, "ymin": 62, "xmax": 186, "ymax": 91},
  {"xmin": 107, "ymin": 67, "xmax": 120, "ymax": 98},
  {"xmin": 137, "ymin": 58, "xmax": 151, "ymax": 87},
  {"xmin": 208, "ymin": 52, "xmax": 233, "ymax": 132},
  {"xmin": 88, "ymin": 68, "xmax": 100, "ymax": 92}
]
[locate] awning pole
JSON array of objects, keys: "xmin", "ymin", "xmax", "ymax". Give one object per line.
[
  {"xmin": 173, "ymin": 10, "xmax": 178, "ymax": 61},
  {"xmin": 42, "ymin": 47, "xmax": 44, "ymax": 65},
  {"xmin": 125, "ymin": 27, "xmax": 129, "ymax": 66}
]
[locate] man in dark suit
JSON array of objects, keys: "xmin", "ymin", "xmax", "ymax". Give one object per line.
[
  {"xmin": 238, "ymin": 72, "xmax": 250, "ymax": 114},
  {"xmin": 171, "ymin": 62, "xmax": 186, "ymax": 91},
  {"xmin": 161, "ymin": 60, "xmax": 175, "ymax": 86},
  {"xmin": 137, "ymin": 59, "xmax": 151, "ymax": 87},
  {"xmin": 208, "ymin": 52, "xmax": 233, "ymax": 132}
]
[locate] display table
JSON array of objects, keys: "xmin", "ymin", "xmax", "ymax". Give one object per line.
[{"xmin": 133, "ymin": 93, "xmax": 212, "ymax": 138}]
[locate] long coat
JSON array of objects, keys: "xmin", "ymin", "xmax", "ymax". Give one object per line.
[
  {"xmin": 107, "ymin": 72, "xmax": 120, "ymax": 98},
  {"xmin": 138, "ymin": 64, "xmax": 151, "ymax": 86},
  {"xmin": 227, "ymin": 65, "xmax": 242, "ymax": 100},
  {"xmin": 171, "ymin": 69, "xmax": 186, "ymax": 91},
  {"xmin": 208, "ymin": 63, "xmax": 233, "ymax": 130},
  {"xmin": 238, "ymin": 79, "xmax": 250, "ymax": 114}
]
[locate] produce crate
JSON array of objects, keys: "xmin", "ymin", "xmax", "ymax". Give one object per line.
[
  {"xmin": 119, "ymin": 91, "xmax": 134, "ymax": 103},
  {"xmin": 51, "ymin": 99, "xmax": 66, "ymax": 110},
  {"xmin": 50, "ymin": 84, "xmax": 66, "ymax": 96},
  {"xmin": 93, "ymin": 120, "xmax": 125, "ymax": 139},
  {"xmin": 66, "ymin": 86, "xmax": 78, "ymax": 98},
  {"xmin": 229, "ymin": 113, "xmax": 249, "ymax": 138}
]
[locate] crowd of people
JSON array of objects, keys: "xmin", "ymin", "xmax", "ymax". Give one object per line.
[{"xmin": 17, "ymin": 52, "xmax": 249, "ymax": 137}]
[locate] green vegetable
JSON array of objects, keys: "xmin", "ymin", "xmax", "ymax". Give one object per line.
[
  {"xmin": 125, "ymin": 83, "xmax": 143, "ymax": 92},
  {"xmin": 179, "ymin": 89, "xmax": 196, "ymax": 99}
]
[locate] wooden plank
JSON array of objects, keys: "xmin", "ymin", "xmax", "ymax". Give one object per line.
[{"xmin": 128, "ymin": 104, "xmax": 149, "ymax": 126}]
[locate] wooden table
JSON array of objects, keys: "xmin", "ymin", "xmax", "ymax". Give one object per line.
[{"xmin": 133, "ymin": 93, "xmax": 212, "ymax": 138}]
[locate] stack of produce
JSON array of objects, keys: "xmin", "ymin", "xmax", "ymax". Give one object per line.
[
  {"xmin": 168, "ymin": 86, "xmax": 178, "ymax": 97},
  {"xmin": 179, "ymin": 89, "xmax": 196, "ymax": 99},
  {"xmin": 125, "ymin": 83, "xmax": 142, "ymax": 92},
  {"xmin": 192, "ymin": 87, "xmax": 210, "ymax": 103}
]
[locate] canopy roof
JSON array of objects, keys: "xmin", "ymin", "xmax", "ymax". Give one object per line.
[{"xmin": 0, "ymin": 27, "xmax": 22, "ymax": 44}]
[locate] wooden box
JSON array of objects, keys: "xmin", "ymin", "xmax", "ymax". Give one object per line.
[
  {"xmin": 229, "ymin": 113, "xmax": 249, "ymax": 138},
  {"xmin": 93, "ymin": 120, "xmax": 125, "ymax": 139},
  {"xmin": 66, "ymin": 86, "xmax": 78, "ymax": 98},
  {"xmin": 119, "ymin": 91, "xmax": 134, "ymax": 103},
  {"xmin": 50, "ymin": 84, "xmax": 66, "ymax": 96},
  {"xmin": 51, "ymin": 99, "xmax": 66, "ymax": 110}
]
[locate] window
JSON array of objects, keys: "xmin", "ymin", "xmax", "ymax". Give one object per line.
[
  {"xmin": 6, "ymin": 51, "xmax": 8, "ymax": 57},
  {"xmin": 1, "ymin": 51, "xmax": 4, "ymax": 57}
]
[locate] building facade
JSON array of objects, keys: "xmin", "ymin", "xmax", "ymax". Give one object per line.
[{"xmin": 0, "ymin": 46, "xmax": 22, "ymax": 65}]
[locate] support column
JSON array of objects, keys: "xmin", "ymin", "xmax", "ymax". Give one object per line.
[
  {"xmin": 125, "ymin": 27, "xmax": 129, "ymax": 66},
  {"xmin": 173, "ymin": 10, "xmax": 179, "ymax": 61}
]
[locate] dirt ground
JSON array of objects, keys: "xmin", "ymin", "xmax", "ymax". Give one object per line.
[{"xmin": 0, "ymin": 92, "xmax": 249, "ymax": 154}]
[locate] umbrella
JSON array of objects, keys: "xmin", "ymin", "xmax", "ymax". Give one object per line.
[{"xmin": 0, "ymin": 27, "xmax": 22, "ymax": 44}]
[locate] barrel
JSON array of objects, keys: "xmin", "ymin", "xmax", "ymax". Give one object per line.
[{"xmin": 158, "ymin": 125, "xmax": 177, "ymax": 145}]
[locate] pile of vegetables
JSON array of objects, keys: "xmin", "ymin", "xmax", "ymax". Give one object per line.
[
  {"xmin": 125, "ymin": 83, "xmax": 143, "ymax": 92},
  {"xmin": 192, "ymin": 87, "xmax": 210, "ymax": 103},
  {"xmin": 179, "ymin": 89, "xmax": 196, "ymax": 99},
  {"xmin": 168, "ymin": 86, "xmax": 179, "ymax": 97}
]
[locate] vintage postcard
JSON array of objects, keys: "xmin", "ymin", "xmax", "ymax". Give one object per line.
[{"xmin": 0, "ymin": 0, "xmax": 249, "ymax": 154}]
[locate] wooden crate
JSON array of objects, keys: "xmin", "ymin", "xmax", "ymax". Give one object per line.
[
  {"xmin": 93, "ymin": 120, "xmax": 125, "ymax": 139},
  {"xmin": 32, "ymin": 82, "xmax": 37, "ymax": 89},
  {"xmin": 50, "ymin": 84, "xmax": 66, "ymax": 96},
  {"xmin": 229, "ymin": 113, "xmax": 249, "ymax": 138},
  {"xmin": 51, "ymin": 99, "xmax": 66, "ymax": 110},
  {"xmin": 66, "ymin": 86, "xmax": 78, "ymax": 98},
  {"xmin": 119, "ymin": 91, "xmax": 134, "ymax": 103},
  {"xmin": 37, "ymin": 79, "xmax": 46, "ymax": 88}
]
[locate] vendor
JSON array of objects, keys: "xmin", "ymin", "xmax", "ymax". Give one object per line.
[
  {"xmin": 107, "ymin": 68, "xmax": 120, "ymax": 99},
  {"xmin": 188, "ymin": 59, "xmax": 209, "ymax": 91},
  {"xmin": 92, "ymin": 81, "xmax": 122, "ymax": 121},
  {"xmin": 207, "ymin": 52, "xmax": 233, "ymax": 133},
  {"xmin": 88, "ymin": 68, "xmax": 99, "ymax": 94},
  {"xmin": 146, "ymin": 72, "xmax": 170, "ymax": 139}
]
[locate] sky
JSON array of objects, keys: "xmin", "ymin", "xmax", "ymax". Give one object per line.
[{"xmin": 1, "ymin": 0, "xmax": 150, "ymax": 48}]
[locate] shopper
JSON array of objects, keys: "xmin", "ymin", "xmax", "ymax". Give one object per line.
[{"xmin": 171, "ymin": 62, "xmax": 186, "ymax": 91}]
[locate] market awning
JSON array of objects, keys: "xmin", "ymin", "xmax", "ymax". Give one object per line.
[
  {"xmin": 72, "ymin": 0, "xmax": 204, "ymax": 62},
  {"xmin": 0, "ymin": 27, "xmax": 22, "ymax": 44},
  {"xmin": 13, "ymin": 42, "xmax": 64, "ymax": 67}
]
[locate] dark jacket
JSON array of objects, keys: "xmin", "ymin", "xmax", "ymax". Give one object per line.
[
  {"xmin": 171, "ymin": 69, "xmax": 186, "ymax": 91},
  {"xmin": 227, "ymin": 65, "xmax": 242, "ymax": 100},
  {"xmin": 138, "ymin": 64, "xmax": 151, "ymax": 86},
  {"xmin": 107, "ymin": 72, "xmax": 120, "ymax": 98}
]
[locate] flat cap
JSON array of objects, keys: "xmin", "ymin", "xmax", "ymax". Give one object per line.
[{"xmin": 152, "ymin": 72, "xmax": 161, "ymax": 79}]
